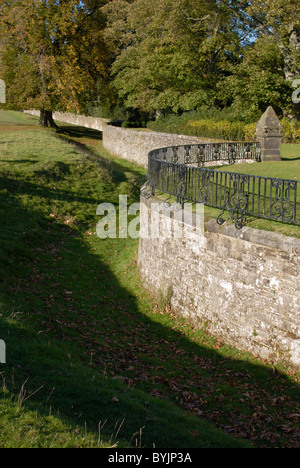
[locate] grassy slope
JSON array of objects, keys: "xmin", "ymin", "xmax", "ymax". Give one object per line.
[{"xmin": 0, "ymin": 111, "xmax": 299, "ymax": 449}]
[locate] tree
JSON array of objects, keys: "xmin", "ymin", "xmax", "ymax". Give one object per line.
[
  {"xmin": 103, "ymin": 0, "xmax": 253, "ymax": 115},
  {"xmin": 0, "ymin": 0, "xmax": 109, "ymax": 126},
  {"xmin": 244, "ymin": 0, "xmax": 300, "ymax": 118},
  {"xmin": 248, "ymin": 0, "xmax": 300, "ymax": 82},
  {"xmin": 219, "ymin": 36, "xmax": 292, "ymax": 121}
]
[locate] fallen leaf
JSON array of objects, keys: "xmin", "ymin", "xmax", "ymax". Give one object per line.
[{"xmin": 188, "ymin": 430, "xmax": 201, "ymax": 437}]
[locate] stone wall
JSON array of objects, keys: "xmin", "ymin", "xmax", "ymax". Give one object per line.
[
  {"xmin": 24, "ymin": 110, "xmax": 213, "ymax": 167},
  {"xmin": 102, "ymin": 124, "xmax": 212, "ymax": 167},
  {"xmin": 138, "ymin": 195, "xmax": 300, "ymax": 370},
  {"xmin": 23, "ymin": 110, "xmax": 109, "ymax": 132},
  {"xmin": 24, "ymin": 107, "xmax": 284, "ymax": 166}
]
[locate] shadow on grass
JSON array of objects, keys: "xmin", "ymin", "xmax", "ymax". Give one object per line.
[
  {"xmin": 281, "ymin": 156, "xmax": 300, "ymax": 161},
  {"xmin": 56, "ymin": 124, "xmax": 104, "ymax": 141},
  {"xmin": 54, "ymin": 124, "xmax": 147, "ymax": 185},
  {"xmin": 0, "ymin": 189, "xmax": 251, "ymax": 448},
  {"xmin": 0, "ymin": 175, "xmax": 100, "ymax": 207}
]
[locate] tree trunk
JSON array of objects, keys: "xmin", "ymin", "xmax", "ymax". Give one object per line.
[
  {"xmin": 278, "ymin": 25, "xmax": 300, "ymax": 81},
  {"xmin": 39, "ymin": 109, "xmax": 57, "ymax": 128}
]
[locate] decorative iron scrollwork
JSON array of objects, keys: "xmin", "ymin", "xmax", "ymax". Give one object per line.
[
  {"xmin": 197, "ymin": 171, "xmax": 214, "ymax": 204},
  {"xmin": 270, "ymin": 180, "xmax": 296, "ymax": 222},
  {"xmin": 243, "ymin": 146, "xmax": 250, "ymax": 158},
  {"xmin": 217, "ymin": 174, "xmax": 249, "ymax": 229},
  {"xmin": 212, "ymin": 144, "xmax": 221, "ymax": 161},
  {"xmin": 184, "ymin": 146, "xmax": 191, "ymax": 164},
  {"xmin": 271, "ymin": 200, "xmax": 294, "ymax": 221},
  {"xmin": 197, "ymin": 145, "xmax": 205, "ymax": 167},
  {"xmin": 141, "ymin": 182, "xmax": 153, "ymax": 199},
  {"xmin": 228, "ymin": 143, "xmax": 237, "ymax": 164}
]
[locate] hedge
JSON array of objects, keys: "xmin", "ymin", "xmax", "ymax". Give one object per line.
[{"xmin": 147, "ymin": 117, "xmax": 300, "ymax": 143}]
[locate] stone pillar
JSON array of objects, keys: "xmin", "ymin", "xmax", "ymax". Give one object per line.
[{"xmin": 255, "ymin": 106, "xmax": 282, "ymax": 162}]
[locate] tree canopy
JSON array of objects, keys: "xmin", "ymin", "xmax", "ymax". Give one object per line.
[
  {"xmin": 103, "ymin": 0, "xmax": 256, "ymax": 114},
  {"xmin": 0, "ymin": 0, "xmax": 299, "ymax": 123},
  {"xmin": 0, "ymin": 0, "xmax": 109, "ymax": 124},
  {"xmin": 102, "ymin": 0, "xmax": 300, "ymax": 119},
  {"xmin": 248, "ymin": 0, "xmax": 300, "ymax": 81}
]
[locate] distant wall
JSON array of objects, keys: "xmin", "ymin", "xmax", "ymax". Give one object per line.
[
  {"xmin": 138, "ymin": 195, "xmax": 300, "ymax": 370},
  {"xmin": 23, "ymin": 110, "xmax": 109, "ymax": 132},
  {"xmin": 23, "ymin": 110, "xmax": 212, "ymax": 167},
  {"xmin": 102, "ymin": 124, "xmax": 212, "ymax": 167}
]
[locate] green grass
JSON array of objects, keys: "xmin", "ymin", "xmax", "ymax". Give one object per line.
[
  {"xmin": 0, "ymin": 110, "xmax": 299, "ymax": 448},
  {"xmin": 219, "ymin": 144, "xmax": 300, "ymax": 181},
  {"xmin": 0, "ymin": 110, "xmax": 38, "ymax": 125}
]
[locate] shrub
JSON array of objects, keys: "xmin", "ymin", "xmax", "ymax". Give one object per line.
[
  {"xmin": 146, "ymin": 109, "xmax": 254, "ymax": 140},
  {"xmin": 244, "ymin": 123, "xmax": 257, "ymax": 141},
  {"xmin": 146, "ymin": 109, "xmax": 300, "ymax": 143},
  {"xmin": 187, "ymin": 119, "xmax": 246, "ymax": 141},
  {"xmin": 281, "ymin": 118, "xmax": 300, "ymax": 143}
]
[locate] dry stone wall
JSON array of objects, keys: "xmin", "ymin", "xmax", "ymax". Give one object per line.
[{"xmin": 138, "ymin": 195, "xmax": 300, "ymax": 370}]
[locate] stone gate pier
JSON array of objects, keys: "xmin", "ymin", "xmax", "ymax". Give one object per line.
[{"xmin": 256, "ymin": 106, "xmax": 282, "ymax": 162}]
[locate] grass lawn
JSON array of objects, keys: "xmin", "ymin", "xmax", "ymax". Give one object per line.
[
  {"xmin": 0, "ymin": 110, "xmax": 38, "ymax": 127},
  {"xmin": 0, "ymin": 110, "xmax": 299, "ymax": 448}
]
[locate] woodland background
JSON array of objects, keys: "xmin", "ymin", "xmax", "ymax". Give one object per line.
[{"xmin": 0, "ymin": 0, "xmax": 300, "ymax": 139}]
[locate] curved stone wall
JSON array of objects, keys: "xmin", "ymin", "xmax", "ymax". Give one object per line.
[
  {"xmin": 102, "ymin": 123, "xmax": 213, "ymax": 167},
  {"xmin": 138, "ymin": 195, "xmax": 300, "ymax": 370},
  {"xmin": 24, "ymin": 110, "xmax": 213, "ymax": 167}
]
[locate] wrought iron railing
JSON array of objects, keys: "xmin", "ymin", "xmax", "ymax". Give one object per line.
[
  {"xmin": 142, "ymin": 143, "xmax": 300, "ymax": 229},
  {"xmin": 148, "ymin": 141, "xmax": 261, "ymax": 166}
]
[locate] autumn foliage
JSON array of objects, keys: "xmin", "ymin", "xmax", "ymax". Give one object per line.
[
  {"xmin": 0, "ymin": 0, "xmax": 299, "ymax": 123},
  {"xmin": 0, "ymin": 0, "xmax": 109, "ymax": 125}
]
